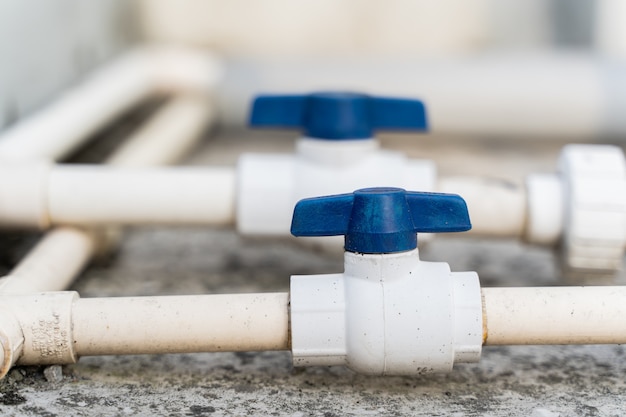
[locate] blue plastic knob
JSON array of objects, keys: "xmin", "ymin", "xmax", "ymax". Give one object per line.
[
  {"xmin": 291, "ymin": 188, "xmax": 471, "ymax": 254},
  {"xmin": 249, "ymin": 92, "xmax": 427, "ymax": 140}
]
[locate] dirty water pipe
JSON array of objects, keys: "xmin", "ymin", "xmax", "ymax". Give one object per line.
[
  {"xmin": 1, "ymin": 286, "xmax": 626, "ymax": 377},
  {"xmin": 0, "ymin": 164, "xmax": 526, "ymax": 234}
]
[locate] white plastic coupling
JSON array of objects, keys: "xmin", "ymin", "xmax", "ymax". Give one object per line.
[{"xmin": 290, "ymin": 249, "xmax": 482, "ymax": 375}]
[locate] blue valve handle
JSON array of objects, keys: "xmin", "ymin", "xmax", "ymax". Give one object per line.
[
  {"xmin": 291, "ymin": 187, "xmax": 471, "ymax": 254},
  {"xmin": 249, "ymin": 92, "xmax": 427, "ymax": 140}
]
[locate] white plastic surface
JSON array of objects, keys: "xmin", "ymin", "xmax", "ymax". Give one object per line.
[
  {"xmin": 558, "ymin": 144, "xmax": 626, "ymax": 279},
  {"xmin": 437, "ymin": 177, "xmax": 527, "ymax": 238},
  {"xmin": 48, "ymin": 166, "xmax": 235, "ymax": 226},
  {"xmin": 0, "ymin": 163, "xmax": 235, "ymax": 228},
  {"xmin": 0, "ymin": 160, "xmax": 50, "ymax": 228},
  {"xmin": 237, "ymin": 137, "xmax": 436, "ymax": 235},
  {"xmin": 290, "ymin": 249, "xmax": 482, "ymax": 375},
  {"xmin": 524, "ymin": 173, "xmax": 563, "ymax": 245}
]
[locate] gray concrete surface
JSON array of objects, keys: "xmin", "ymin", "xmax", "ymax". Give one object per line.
[{"xmin": 1, "ymin": 126, "xmax": 626, "ymax": 416}]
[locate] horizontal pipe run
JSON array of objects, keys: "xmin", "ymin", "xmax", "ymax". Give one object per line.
[
  {"xmin": 72, "ymin": 292, "xmax": 290, "ymax": 356},
  {"xmin": 0, "ymin": 162, "xmax": 561, "ymax": 242},
  {"xmin": 48, "ymin": 166, "xmax": 236, "ymax": 226},
  {"xmin": 482, "ymin": 286, "xmax": 626, "ymax": 345},
  {"xmin": 218, "ymin": 53, "xmax": 626, "ymax": 139},
  {"xmin": 436, "ymin": 177, "xmax": 528, "ymax": 239},
  {"xmin": 2, "ymin": 286, "xmax": 626, "ymax": 375}
]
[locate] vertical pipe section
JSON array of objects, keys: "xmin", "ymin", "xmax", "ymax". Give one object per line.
[
  {"xmin": 72, "ymin": 293, "xmax": 290, "ymax": 356},
  {"xmin": 482, "ymin": 286, "xmax": 626, "ymax": 345}
]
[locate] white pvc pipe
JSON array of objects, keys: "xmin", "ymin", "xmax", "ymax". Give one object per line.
[
  {"xmin": 72, "ymin": 292, "xmax": 290, "ymax": 356},
  {"xmin": 0, "ymin": 46, "xmax": 221, "ymax": 162},
  {"xmin": 0, "ymin": 95, "xmax": 216, "ymax": 294},
  {"xmin": 437, "ymin": 177, "xmax": 527, "ymax": 238},
  {"xmin": 482, "ymin": 286, "xmax": 626, "ymax": 345},
  {"xmin": 4, "ymin": 286, "xmax": 626, "ymax": 375},
  {"xmin": 48, "ymin": 166, "xmax": 235, "ymax": 226}
]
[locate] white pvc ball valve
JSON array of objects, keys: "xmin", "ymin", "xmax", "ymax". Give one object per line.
[
  {"xmin": 237, "ymin": 92, "xmax": 436, "ymax": 236},
  {"xmin": 289, "ymin": 188, "xmax": 483, "ymax": 375}
]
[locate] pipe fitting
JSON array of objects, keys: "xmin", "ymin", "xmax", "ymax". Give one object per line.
[
  {"xmin": 289, "ymin": 188, "xmax": 482, "ymax": 375},
  {"xmin": 290, "ymin": 250, "xmax": 482, "ymax": 375},
  {"xmin": 0, "ymin": 309, "xmax": 24, "ymax": 379},
  {"xmin": 238, "ymin": 92, "xmax": 435, "ymax": 237},
  {"xmin": 0, "ymin": 292, "xmax": 78, "ymax": 378}
]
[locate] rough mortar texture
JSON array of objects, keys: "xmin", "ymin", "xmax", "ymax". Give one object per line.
[{"xmin": 1, "ymin": 128, "xmax": 625, "ymax": 416}]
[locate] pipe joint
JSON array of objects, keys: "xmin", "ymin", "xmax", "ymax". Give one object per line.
[{"xmin": 0, "ymin": 292, "xmax": 78, "ymax": 368}]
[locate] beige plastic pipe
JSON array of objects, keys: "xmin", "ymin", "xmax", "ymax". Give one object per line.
[
  {"xmin": 48, "ymin": 166, "xmax": 235, "ymax": 226},
  {"xmin": 73, "ymin": 293, "xmax": 290, "ymax": 356},
  {"xmin": 482, "ymin": 286, "xmax": 626, "ymax": 345},
  {"xmin": 0, "ymin": 170, "xmax": 527, "ymax": 233},
  {"xmin": 2, "ymin": 286, "xmax": 626, "ymax": 376},
  {"xmin": 0, "ymin": 291, "xmax": 289, "ymax": 375},
  {"xmin": 437, "ymin": 177, "xmax": 527, "ymax": 239},
  {"xmin": 0, "ymin": 95, "xmax": 215, "ymax": 295}
]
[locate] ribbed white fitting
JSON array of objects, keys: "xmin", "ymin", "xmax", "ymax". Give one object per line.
[
  {"xmin": 558, "ymin": 144, "xmax": 626, "ymax": 280},
  {"xmin": 290, "ymin": 249, "xmax": 482, "ymax": 375}
]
